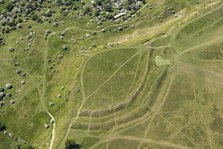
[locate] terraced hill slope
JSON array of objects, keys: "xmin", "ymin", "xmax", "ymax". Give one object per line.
[{"xmin": 0, "ymin": 0, "xmax": 223, "ymax": 149}]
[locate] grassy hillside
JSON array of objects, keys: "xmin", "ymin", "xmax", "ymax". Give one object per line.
[{"xmin": 0, "ymin": 0, "xmax": 223, "ymax": 149}]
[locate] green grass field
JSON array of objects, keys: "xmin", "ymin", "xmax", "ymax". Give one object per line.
[{"xmin": 0, "ymin": 0, "xmax": 223, "ymax": 149}]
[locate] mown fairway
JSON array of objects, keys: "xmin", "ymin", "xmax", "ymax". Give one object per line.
[{"xmin": 0, "ymin": 0, "xmax": 223, "ymax": 149}]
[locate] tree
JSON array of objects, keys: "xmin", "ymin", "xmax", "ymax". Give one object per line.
[
  {"xmin": 65, "ymin": 139, "xmax": 81, "ymax": 149},
  {"xmin": 7, "ymin": 21, "xmax": 16, "ymax": 27},
  {"xmin": 95, "ymin": 0, "xmax": 102, "ymax": 6},
  {"xmin": 18, "ymin": 18, "xmax": 23, "ymax": 23},
  {"xmin": 72, "ymin": 5, "xmax": 77, "ymax": 10},
  {"xmin": 93, "ymin": 9, "xmax": 100, "ymax": 16},
  {"xmin": 31, "ymin": 14, "xmax": 39, "ymax": 21},
  {"xmin": 45, "ymin": 9, "xmax": 52, "ymax": 17},
  {"xmin": 104, "ymin": 4, "xmax": 112, "ymax": 12},
  {"xmin": 15, "ymin": 144, "xmax": 34, "ymax": 149},
  {"xmin": 127, "ymin": 0, "xmax": 134, "ymax": 5},
  {"xmin": 83, "ymin": 6, "xmax": 91, "ymax": 15},
  {"xmin": 6, "ymin": 3, "xmax": 14, "ymax": 11},
  {"xmin": 37, "ymin": 18, "xmax": 43, "ymax": 23},
  {"xmin": 0, "ymin": 0, "xmax": 4, "ymax": 4},
  {"xmin": 105, "ymin": 13, "xmax": 113, "ymax": 20},
  {"xmin": 0, "ymin": 122, "xmax": 6, "ymax": 131}
]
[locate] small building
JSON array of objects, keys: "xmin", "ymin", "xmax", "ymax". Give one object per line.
[{"xmin": 114, "ymin": 12, "xmax": 127, "ymax": 19}]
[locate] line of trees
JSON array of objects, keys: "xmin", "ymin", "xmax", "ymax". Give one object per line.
[{"xmin": 65, "ymin": 139, "xmax": 81, "ymax": 149}]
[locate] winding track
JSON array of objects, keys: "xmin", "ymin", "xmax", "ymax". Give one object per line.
[
  {"xmin": 47, "ymin": 1, "xmax": 222, "ymax": 148},
  {"xmin": 0, "ymin": 1, "xmax": 221, "ymax": 148},
  {"xmin": 43, "ymin": 33, "xmax": 57, "ymax": 149}
]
